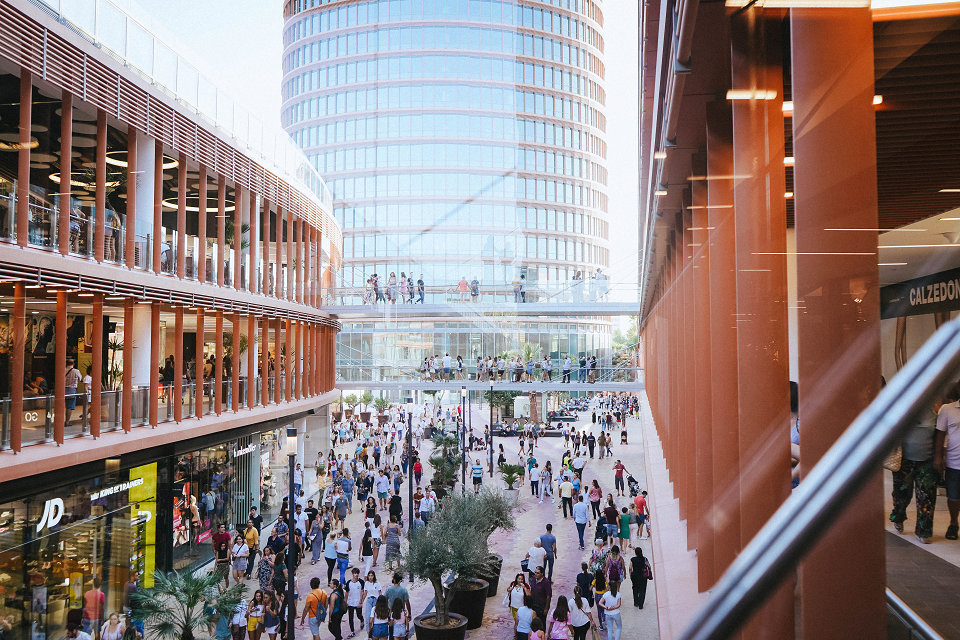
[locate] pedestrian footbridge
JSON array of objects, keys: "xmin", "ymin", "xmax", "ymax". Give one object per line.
[{"xmin": 334, "ymin": 380, "xmax": 645, "ymax": 392}]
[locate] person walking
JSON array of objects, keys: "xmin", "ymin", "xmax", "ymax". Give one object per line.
[
  {"xmin": 629, "ymin": 548, "xmax": 652, "ymax": 609},
  {"xmin": 587, "ymin": 432, "xmax": 596, "ymax": 459},
  {"xmin": 569, "ymin": 586, "xmax": 596, "ymax": 640},
  {"xmin": 545, "ymin": 596, "xmax": 573, "ymax": 640},
  {"xmin": 540, "ymin": 524, "xmax": 558, "ymax": 582},
  {"xmin": 562, "ymin": 355, "xmax": 572, "ymax": 383},
  {"xmin": 598, "ymin": 581, "xmax": 623, "ymax": 640},
  {"xmin": 529, "ymin": 566, "xmax": 552, "ymax": 622},
  {"xmin": 588, "ymin": 480, "xmax": 603, "ymax": 519},
  {"xmin": 472, "ymin": 458, "xmax": 484, "ymax": 494},
  {"xmin": 559, "ymin": 476, "xmax": 575, "ymax": 519},
  {"xmin": 573, "ymin": 496, "xmax": 590, "ymax": 550},
  {"xmin": 416, "ymin": 275, "xmax": 425, "ymax": 304},
  {"xmin": 891, "ymin": 399, "xmax": 940, "ymax": 543},
  {"xmin": 612, "ymin": 460, "xmax": 630, "ymax": 497}
]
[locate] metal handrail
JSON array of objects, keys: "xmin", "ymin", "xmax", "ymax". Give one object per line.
[
  {"xmin": 677, "ymin": 318, "xmax": 960, "ymax": 640},
  {"xmin": 887, "ymin": 587, "xmax": 944, "ymax": 640}
]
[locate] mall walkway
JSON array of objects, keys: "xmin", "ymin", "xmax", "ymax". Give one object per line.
[{"xmin": 289, "ymin": 402, "xmax": 658, "ymax": 640}]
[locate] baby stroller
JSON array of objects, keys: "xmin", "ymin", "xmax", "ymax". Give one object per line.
[{"xmin": 627, "ymin": 475, "xmax": 641, "ymax": 498}]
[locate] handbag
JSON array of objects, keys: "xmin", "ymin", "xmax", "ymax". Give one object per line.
[
  {"xmin": 883, "ymin": 444, "xmax": 902, "ymax": 472},
  {"xmin": 642, "ymin": 558, "xmax": 653, "ymax": 581},
  {"xmin": 521, "ymin": 558, "xmax": 530, "ymax": 573},
  {"xmin": 590, "ymin": 626, "xmax": 602, "ymax": 640}
]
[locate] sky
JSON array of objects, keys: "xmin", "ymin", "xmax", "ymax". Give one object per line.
[{"xmin": 135, "ymin": 0, "xmax": 640, "ymax": 301}]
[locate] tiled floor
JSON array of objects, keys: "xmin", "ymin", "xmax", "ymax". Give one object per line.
[
  {"xmin": 886, "ymin": 532, "xmax": 960, "ymax": 639},
  {"xmin": 284, "ymin": 402, "xmax": 659, "ymax": 639}
]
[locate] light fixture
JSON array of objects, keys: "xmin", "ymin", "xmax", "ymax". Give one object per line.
[
  {"xmin": 461, "ymin": 385, "xmax": 467, "ymax": 399},
  {"xmin": 784, "ymin": 157, "xmax": 795, "ymax": 166},
  {"xmin": 940, "ymin": 217, "xmax": 960, "ymax": 221},
  {"xmin": 784, "ymin": 192, "xmax": 794, "ymax": 198},
  {"xmin": 879, "ymin": 263, "xmax": 907, "ymax": 266},
  {"xmin": 939, "ymin": 189, "xmax": 960, "ymax": 193},
  {"xmin": 655, "ymin": 190, "xmax": 668, "ymax": 196},
  {"xmin": 873, "ymin": 95, "xmax": 884, "ymax": 105},
  {"xmin": 653, "ymin": 151, "xmax": 667, "ymax": 160},
  {"xmin": 726, "ymin": 89, "xmax": 778, "ymax": 101},
  {"xmin": 25, "ymin": 285, "xmax": 43, "ymax": 289},
  {"xmin": 879, "ymin": 244, "xmax": 960, "ymax": 249},
  {"xmin": 286, "ymin": 425, "xmax": 298, "ymax": 456}
]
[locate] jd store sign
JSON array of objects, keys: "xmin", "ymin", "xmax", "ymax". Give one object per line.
[
  {"xmin": 36, "ymin": 498, "xmax": 64, "ymax": 532},
  {"xmin": 881, "ymin": 266, "xmax": 960, "ymax": 320}
]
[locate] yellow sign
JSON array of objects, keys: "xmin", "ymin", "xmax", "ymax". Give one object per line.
[{"xmin": 128, "ymin": 463, "xmax": 157, "ymax": 587}]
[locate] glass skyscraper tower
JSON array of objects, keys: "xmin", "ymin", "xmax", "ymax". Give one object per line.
[{"xmin": 282, "ymin": 0, "xmax": 612, "ymax": 378}]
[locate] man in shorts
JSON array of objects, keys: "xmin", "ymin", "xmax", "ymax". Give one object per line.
[
  {"xmin": 472, "ymin": 459, "xmax": 484, "ymax": 494},
  {"xmin": 936, "ymin": 390, "xmax": 960, "ymax": 542},
  {"xmin": 299, "ymin": 577, "xmax": 327, "ymax": 640}
]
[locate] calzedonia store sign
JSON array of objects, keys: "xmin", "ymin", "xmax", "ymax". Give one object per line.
[{"xmin": 881, "ymin": 267, "xmax": 960, "ymax": 319}]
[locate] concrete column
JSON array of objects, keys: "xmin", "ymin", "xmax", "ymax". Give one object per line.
[
  {"xmin": 177, "ymin": 154, "xmax": 187, "ymax": 278},
  {"xmin": 128, "ymin": 304, "xmax": 153, "ymax": 386},
  {"xmin": 792, "ymin": 8, "xmax": 885, "ymax": 638},
  {"xmin": 135, "ymin": 131, "xmax": 155, "ymax": 259},
  {"xmin": 276, "ymin": 206, "xmax": 285, "ymax": 299},
  {"xmin": 234, "ymin": 186, "xmax": 243, "ymax": 290},
  {"xmin": 198, "ymin": 165, "xmax": 207, "ymax": 283},
  {"xmin": 17, "ymin": 70, "xmax": 31, "ymax": 247},
  {"xmin": 691, "ymin": 154, "xmax": 715, "ymax": 591},
  {"xmin": 94, "ymin": 110, "xmax": 106, "ymax": 262},
  {"xmin": 706, "ymin": 100, "xmax": 740, "ymax": 580},
  {"xmin": 247, "ymin": 193, "xmax": 258, "ymax": 292},
  {"xmin": 58, "ymin": 91, "xmax": 73, "ymax": 256},
  {"xmin": 262, "ymin": 199, "xmax": 271, "ymax": 295},
  {"xmin": 217, "ymin": 176, "xmax": 226, "ymax": 287},
  {"xmin": 153, "ymin": 144, "xmax": 163, "ymax": 274},
  {"xmin": 731, "ymin": 10, "xmax": 793, "ymax": 637}
]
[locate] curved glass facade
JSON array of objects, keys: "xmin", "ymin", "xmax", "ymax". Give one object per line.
[{"xmin": 282, "ymin": 0, "xmax": 611, "ymax": 373}]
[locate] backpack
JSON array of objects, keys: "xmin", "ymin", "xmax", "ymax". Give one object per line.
[
  {"xmin": 608, "ymin": 557, "xmax": 624, "ymax": 582},
  {"xmin": 331, "ymin": 591, "xmax": 344, "ymax": 616},
  {"xmin": 311, "ymin": 593, "xmax": 327, "ymax": 623}
]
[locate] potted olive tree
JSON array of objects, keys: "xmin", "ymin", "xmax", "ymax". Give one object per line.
[
  {"xmin": 405, "ymin": 490, "xmax": 515, "ymax": 637},
  {"xmin": 358, "ymin": 391, "xmax": 374, "ymax": 422},
  {"xmin": 374, "ymin": 396, "xmax": 392, "ymax": 424}
]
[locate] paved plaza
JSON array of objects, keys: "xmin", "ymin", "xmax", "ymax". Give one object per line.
[{"xmin": 287, "ymin": 402, "xmax": 659, "ymax": 640}]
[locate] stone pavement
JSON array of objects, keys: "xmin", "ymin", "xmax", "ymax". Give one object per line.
[{"xmin": 288, "ymin": 401, "xmax": 659, "ymax": 640}]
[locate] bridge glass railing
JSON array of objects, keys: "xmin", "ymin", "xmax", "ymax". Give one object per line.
[
  {"xmin": 336, "ymin": 364, "xmax": 644, "ymax": 384},
  {"xmin": 324, "ymin": 281, "xmax": 638, "ymax": 306}
]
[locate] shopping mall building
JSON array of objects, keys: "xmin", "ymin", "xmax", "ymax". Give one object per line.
[
  {"xmin": 280, "ymin": 0, "xmax": 615, "ymax": 379},
  {"xmin": 0, "ymin": 1, "xmax": 341, "ymax": 636}
]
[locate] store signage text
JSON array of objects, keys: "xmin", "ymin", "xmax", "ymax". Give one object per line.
[
  {"xmin": 90, "ymin": 478, "xmax": 144, "ymax": 500},
  {"xmin": 37, "ymin": 498, "xmax": 64, "ymax": 532},
  {"xmin": 881, "ymin": 267, "xmax": 960, "ymax": 319},
  {"xmin": 234, "ymin": 443, "xmax": 257, "ymax": 457}
]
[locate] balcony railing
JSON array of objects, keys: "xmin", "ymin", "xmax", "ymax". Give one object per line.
[{"xmin": 0, "ymin": 376, "xmax": 266, "ymax": 450}]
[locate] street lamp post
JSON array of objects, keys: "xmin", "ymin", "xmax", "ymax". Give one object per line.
[
  {"xmin": 460, "ymin": 385, "xmax": 467, "ymax": 496},
  {"xmin": 405, "ymin": 396, "xmax": 414, "ymax": 583},
  {"xmin": 488, "ymin": 379, "xmax": 494, "ymax": 477},
  {"xmin": 285, "ymin": 425, "xmax": 297, "ymax": 640}
]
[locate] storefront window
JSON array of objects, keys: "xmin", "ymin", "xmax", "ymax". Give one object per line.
[
  {"xmin": 258, "ymin": 428, "xmax": 292, "ymax": 525},
  {"xmin": 0, "ymin": 463, "xmax": 157, "ymax": 640},
  {"xmin": 171, "ymin": 435, "xmax": 260, "ymax": 573}
]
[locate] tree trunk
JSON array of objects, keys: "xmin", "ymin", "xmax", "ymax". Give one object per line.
[{"xmin": 431, "ymin": 578, "xmax": 448, "ymax": 626}]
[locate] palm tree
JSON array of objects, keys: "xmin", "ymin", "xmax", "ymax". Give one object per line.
[{"xmin": 130, "ymin": 569, "xmax": 247, "ymax": 640}]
